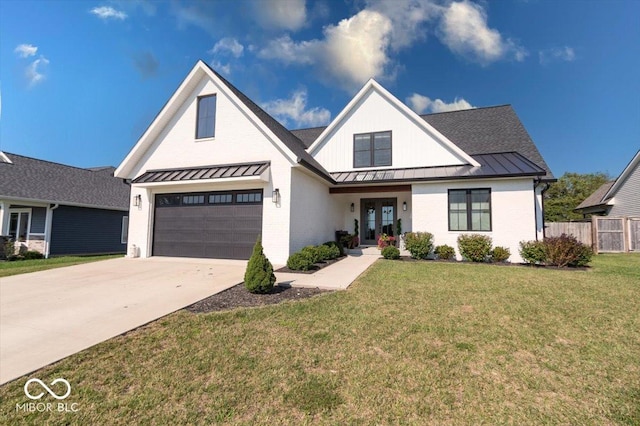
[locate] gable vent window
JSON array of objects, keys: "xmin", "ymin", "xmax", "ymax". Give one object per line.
[
  {"xmin": 196, "ymin": 94, "xmax": 217, "ymax": 139},
  {"xmin": 354, "ymin": 131, "xmax": 392, "ymax": 168}
]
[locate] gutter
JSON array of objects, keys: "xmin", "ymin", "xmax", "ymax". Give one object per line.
[{"xmin": 534, "ymin": 179, "xmax": 551, "ymax": 240}]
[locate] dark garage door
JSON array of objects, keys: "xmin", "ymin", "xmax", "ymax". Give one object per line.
[{"xmin": 152, "ymin": 190, "xmax": 263, "ymax": 259}]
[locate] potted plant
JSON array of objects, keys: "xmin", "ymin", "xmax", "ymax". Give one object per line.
[{"xmin": 377, "ymin": 233, "xmax": 396, "ymax": 249}]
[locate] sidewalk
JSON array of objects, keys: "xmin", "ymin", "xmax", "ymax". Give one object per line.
[{"xmin": 275, "ymin": 247, "xmax": 380, "ymax": 290}]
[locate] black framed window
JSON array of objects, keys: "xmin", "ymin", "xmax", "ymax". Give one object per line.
[
  {"xmin": 354, "ymin": 131, "xmax": 392, "ymax": 168},
  {"xmin": 156, "ymin": 190, "xmax": 263, "ymax": 207},
  {"xmin": 182, "ymin": 195, "xmax": 206, "ymax": 205},
  {"xmin": 448, "ymin": 189, "xmax": 491, "ymax": 231},
  {"xmin": 209, "ymin": 193, "xmax": 233, "ymax": 204},
  {"xmin": 196, "ymin": 94, "xmax": 216, "ymax": 139},
  {"xmin": 236, "ymin": 192, "xmax": 262, "ymax": 204}
]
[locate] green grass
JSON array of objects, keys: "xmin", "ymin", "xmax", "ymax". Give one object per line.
[
  {"xmin": 1, "ymin": 254, "xmax": 639, "ymax": 424},
  {"xmin": 0, "ymin": 254, "xmax": 123, "ymax": 277}
]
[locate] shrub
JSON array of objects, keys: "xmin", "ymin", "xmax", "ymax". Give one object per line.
[
  {"xmin": 404, "ymin": 232, "xmax": 434, "ymax": 260},
  {"xmin": 244, "ymin": 236, "xmax": 276, "ymax": 294},
  {"xmin": 381, "ymin": 245, "xmax": 400, "ymax": 260},
  {"xmin": 544, "ymin": 233, "xmax": 593, "ymax": 267},
  {"xmin": 490, "ymin": 246, "xmax": 511, "ymax": 263},
  {"xmin": 23, "ymin": 250, "xmax": 45, "ymax": 260},
  {"xmin": 286, "ymin": 252, "xmax": 315, "ymax": 271},
  {"xmin": 324, "ymin": 241, "xmax": 344, "ymax": 257},
  {"xmin": 434, "ymin": 244, "xmax": 455, "ymax": 260},
  {"xmin": 316, "ymin": 244, "xmax": 337, "ymax": 261},
  {"xmin": 457, "ymin": 234, "xmax": 492, "ymax": 262},
  {"xmin": 2, "ymin": 239, "xmax": 15, "ymax": 260},
  {"xmin": 519, "ymin": 240, "xmax": 547, "ymax": 265},
  {"xmin": 301, "ymin": 245, "xmax": 322, "ymax": 264}
]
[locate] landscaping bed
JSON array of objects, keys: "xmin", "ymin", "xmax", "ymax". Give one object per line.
[
  {"xmin": 185, "ymin": 283, "xmax": 331, "ymax": 313},
  {"xmin": 276, "ymin": 254, "xmax": 346, "ymax": 274}
]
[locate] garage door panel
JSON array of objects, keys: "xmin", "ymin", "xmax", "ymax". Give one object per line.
[{"xmin": 152, "ymin": 191, "xmax": 263, "ymax": 260}]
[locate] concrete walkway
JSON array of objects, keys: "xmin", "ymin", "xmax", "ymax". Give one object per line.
[
  {"xmin": 275, "ymin": 247, "xmax": 380, "ymax": 290},
  {"xmin": 0, "ymin": 257, "xmax": 246, "ymax": 385}
]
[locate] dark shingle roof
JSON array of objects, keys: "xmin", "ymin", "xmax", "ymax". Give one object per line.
[
  {"xmin": 291, "ymin": 105, "xmax": 553, "ymax": 179},
  {"xmin": 575, "ymin": 181, "xmax": 615, "ymax": 210},
  {"xmin": 332, "ymin": 152, "xmax": 545, "ymax": 184},
  {"xmin": 0, "ymin": 152, "xmax": 130, "ymax": 210},
  {"xmin": 133, "ymin": 161, "xmax": 269, "ymax": 184},
  {"xmin": 203, "ymin": 64, "xmax": 333, "ymax": 182}
]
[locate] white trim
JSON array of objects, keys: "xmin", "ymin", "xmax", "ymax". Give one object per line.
[
  {"xmin": 8, "ymin": 208, "xmax": 32, "ymax": 243},
  {"xmin": 602, "ymin": 149, "xmax": 640, "ymax": 202},
  {"xmin": 307, "ymin": 79, "xmax": 480, "ymax": 167},
  {"xmin": 43, "ymin": 204, "xmax": 58, "ymax": 258},
  {"xmin": 0, "ymin": 151, "xmax": 13, "ymax": 164},
  {"xmin": 0, "ymin": 196, "xmax": 127, "ymax": 211}
]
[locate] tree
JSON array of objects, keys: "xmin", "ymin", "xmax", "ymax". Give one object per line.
[
  {"xmin": 244, "ymin": 236, "xmax": 276, "ymax": 294},
  {"xmin": 544, "ymin": 172, "xmax": 610, "ymax": 222}
]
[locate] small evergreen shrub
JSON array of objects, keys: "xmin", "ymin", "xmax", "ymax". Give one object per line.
[
  {"xmin": 244, "ymin": 236, "xmax": 276, "ymax": 294},
  {"xmin": 544, "ymin": 234, "xmax": 593, "ymax": 267},
  {"xmin": 323, "ymin": 241, "xmax": 344, "ymax": 257},
  {"xmin": 316, "ymin": 244, "xmax": 335, "ymax": 261},
  {"xmin": 434, "ymin": 244, "xmax": 455, "ymax": 260},
  {"xmin": 404, "ymin": 232, "xmax": 434, "ymax": 260},
  {"xmin": 23, "ymin": 250, "xmax": 45, "ymax": 260},
  {"xmin": 381, "ymin": 245, "xmax": 400, "ymax": 260},
  {"xmin": 301, "ymin": 245, "xmax": 322, "ymax": 264},
  {"xmin": 519, "ymin": 240, "xmax": 547, "ymax": 265},
  {"xmin": 2, "ymin": 239, "xmax": 16, "ymax": 260},
  {"xmin": 457, "ymin": 234, "xmax": 492, "ymax": 262},
  {"xmin": 490, "ymin": 246, "xmax": 511, "ymax": 263},
  {"xmin": 286, "ymin": 252, "xmax": 314, "ymax": 271}
]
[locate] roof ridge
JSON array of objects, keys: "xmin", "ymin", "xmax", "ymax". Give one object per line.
[
  {"xmin": 3, "ymin": 152, "xmax": 116, "ymax": 174},
  {"xmin": 419, "ymin": 104, "xmax": 512, "ymax": 118}
]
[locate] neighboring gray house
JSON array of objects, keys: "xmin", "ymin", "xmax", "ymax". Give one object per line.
[
  {"xmin": 0, "ymin": 151, "xmax": 130, "ymax": 257},
  {"xmin": 575, "ymin": 150, "xmax": 640, "ymax": 217}
]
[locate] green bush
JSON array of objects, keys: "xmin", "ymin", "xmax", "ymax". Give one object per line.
[
  {"xmin": 434, "ymin": 244, "xmax": 455, "ymax": 260},
  {"xmin": 545, "ymin": 234, "xmax": 593, "ymax": 267},
  {"xmin": 316, "ymin": 244, "xmax": 337, "ymax": 261},
  {"xmin": 244, "ymin": 236, "xmax": 276, "ymax": 294},
  {"xmin": 2, "ymin": 239, "xmax": 15, "ymax": 260},
  {"xmin": 23, "ymin": 250, "xmax": 45, "ymax": 260},
  {"xmin": 286, "ymin": 252, "xmax": 314, "ymax": 271},
  {"xmin": 300, "ymin": 245, "xmax": 321, "ymax": 264},
  {"xmin": 381, "ymin": 245, "xmax": 400, "ymax": 260},
  {"xmin": 323, "ymin": 241, "xmax": 344, "ymax": 257},
  {"xmin": 404, "ymin": 232, "xmax": 434, "ymax": 260},
  {"xmin": 490, "ymin": 246, "xmax": 511, "ymax": 263},
  {"xmin": 457, "ymin": 234, "xmax": 492, "ymax": 262},
  {"xmin": 519, "ymin": 240, "xmax": 547, "ymax": 265}
]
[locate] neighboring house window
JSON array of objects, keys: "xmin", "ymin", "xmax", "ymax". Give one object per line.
[
  {"xmin": 354, "ymin": 131, "xmax": 392, "ymax": 168},
  {"xmin": 121, "ymin": 216, "xmax": 129, "ymax": 244},
  {"xmin": 196, "ymin": 94, "xmax": 217, "ymax": 139},
  {"xmin": 449, "ymin": 189, "xmax": 492, "ymax": 231},
  {"xmin": 8, "ymin": 211, "xmax": 30, "ymax": 242}
]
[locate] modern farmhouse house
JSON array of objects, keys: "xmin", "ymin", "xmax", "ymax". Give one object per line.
[{"xmin": 115, "ymin": 61, "xmax": 554, "ymax": 264}]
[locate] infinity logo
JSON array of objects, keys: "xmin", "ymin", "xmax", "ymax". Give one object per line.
[{"xmin": 24, "ymin": 378, "xmax": 71, "ymax": 400}]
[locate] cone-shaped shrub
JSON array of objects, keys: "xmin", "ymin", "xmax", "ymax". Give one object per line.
[{"xmin": 244, "ymin": 236, "xmax": 276, "ymax": 294}]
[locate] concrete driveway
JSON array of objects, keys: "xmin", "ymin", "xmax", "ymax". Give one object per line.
[{"xmin": 0, "ymin": 257, "xmax": 246, "ymax": 385}]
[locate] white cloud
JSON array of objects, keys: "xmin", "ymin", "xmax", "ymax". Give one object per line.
[
  {"xmin": 262, "ymin": 88, "xmax": 331, "ymax": 127},
  {"xmin": 539, "ymin": 46, "xmax": 576, "ymax": 64},
  {"xmin": 210, "ymin": 38, "xmax": 244, "ymax": 58},
  {"xmin": 254, "ymin": 0, "xmax": 307, "ymax": 31},
  {"xmin": 90, "ymin": 6, "xmax": 128, "ymax": 20},
  {"xmin": 365, "ymin": 0, "xmax": 440, "ymax": 50},
  {"xmin": 259, "ymin": 9, "xmax": 393, "ymax": 91},
  {"xmin": 407, "ymin": 93, "xmax": 474, "ymax": 114},
  {"xmin": 438, "ymin": 0, "xmax": 526, "ymax": 64},
  {"xmin": 25, "ymin": 56, "xmax": 50, "ymax": 87},
  {"xmin": 14, "ymin": 44, "xmax": 38, "ymax": 58},
  {"xmin": 211, "ymin": 61, "xmax": 231, "ymax": 76}
]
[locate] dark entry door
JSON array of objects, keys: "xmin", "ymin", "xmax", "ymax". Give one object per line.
[{"xmin": 360, "ymin": 198, "xmax": 397, "ymax": 245}]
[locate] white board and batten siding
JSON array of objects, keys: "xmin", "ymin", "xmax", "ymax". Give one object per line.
[
  {"xmin": 608, "ymin": 158, "xmax": 640, "ymax": 217},
  {"xmin": 311, "ymin": 89, "xmax": 468, "ymax": 172}
]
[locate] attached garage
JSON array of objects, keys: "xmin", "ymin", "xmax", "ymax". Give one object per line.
[{"xmin": 152, "ymin": 189, "xmax": 263, "ymax": 259}]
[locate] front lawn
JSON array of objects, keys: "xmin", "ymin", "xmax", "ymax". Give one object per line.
[
  {"xmin": 1, "ymin": 254, "xmax": 638, "ymax": 424},
  {"xmin": 0, "ymin": 254, "xmax": 123, "ymax": 278}
]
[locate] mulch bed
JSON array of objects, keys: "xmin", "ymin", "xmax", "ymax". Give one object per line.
[
  {"xmin": 274, "ymin": 255, "xmax": 346, "ymax": 274},
  {"xmin": 394, "ymin": 256, "xmax": 589, "ymax": 270},
  {"xmin": 185, "ymin": 283, "xmax": 331, "ymax": 313}
]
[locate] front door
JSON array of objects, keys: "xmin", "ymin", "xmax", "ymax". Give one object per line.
[{"xmin": 360, "ymin": 198, "xmax": 397, "ymax": 245}]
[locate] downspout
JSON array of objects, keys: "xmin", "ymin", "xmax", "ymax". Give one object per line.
[
  {"xmin": 534, "ymin": 180, "xmax": 550, "ymax": 241},
  {"xmin": 44, "ymin": 204, "xmax": 59, "ymax": 258}
]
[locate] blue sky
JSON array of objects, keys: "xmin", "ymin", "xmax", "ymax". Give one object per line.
[{"xmin": 1, "ymin": 0, "xmax": 638, "ymax": 178}]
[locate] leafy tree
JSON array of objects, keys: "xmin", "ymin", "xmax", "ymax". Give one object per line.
[
  {"xmin": 244, "ymin": 236, "xmax": 276, "ymax": 294},
  {"xmin": 544, "ymin": 172, "xmax": 610, "ymax": 222}
]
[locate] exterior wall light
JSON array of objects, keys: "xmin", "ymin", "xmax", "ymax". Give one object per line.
[
  {"xmin": 272, "ymin": 188, "xmax": 280, "ymax": 204},
  {"xmin": 350, "ymin": 202, "xmax": 355, "ymax": 212},
  {"xmin": 402, "ymin": 201, "xmax": 407, "ymax": 211},
  {"xmin": 133, "ymin": 194, "xmax": 142, "ymax": 207}
]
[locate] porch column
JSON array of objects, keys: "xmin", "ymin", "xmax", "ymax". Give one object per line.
[
  {"xmin": 43, "ymin": 204, "xmax": 58, "ymax": 258},
  {"xmin": 0, "ymin": 201, "xmax": 7, "ymax": 236}
]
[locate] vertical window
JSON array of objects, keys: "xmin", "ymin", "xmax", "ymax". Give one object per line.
[
  {"xmin": 9, "ymin": 211, "xmax": 30, "ymax": 242},
  {"xmin": 353, "ymin": 131, "xmax": 392, "ymax": 168},
  {"xmin": 121, "ymin": 216, "xmax": 129, "ymax": 244},
  {"xmin": 196, "ymin": 94, "xmax": 216, "ymax": 139},
  {"xmin": 448, "ymin": 189, "xmax": 491, "ymax": 231}
]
